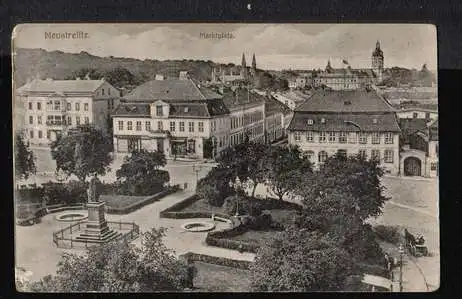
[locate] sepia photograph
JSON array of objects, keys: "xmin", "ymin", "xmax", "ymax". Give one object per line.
[{"xmin": 12, "ymin": 23, "xmax": 438, "ymax": 292}]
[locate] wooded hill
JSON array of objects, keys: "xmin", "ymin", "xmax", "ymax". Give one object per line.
[{"xmin": 13, "ymin": 48, "xmax": 289, "ymax": 92}]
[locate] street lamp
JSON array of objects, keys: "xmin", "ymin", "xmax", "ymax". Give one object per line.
[{"xmin": 398, "ymin": 243, "xmax": 405, "ymax": 292}]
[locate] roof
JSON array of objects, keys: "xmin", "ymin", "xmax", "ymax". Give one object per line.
[
  {"xmin": 399, "ymin": 118, "xmax": 429, "ymax": 143},
  {"xmin": 112, "ymin": 104, "xmax": 150, "ymax": 117},
  {"xmin": 273, "ymin": 90, "xmax": 310, "ymax": 105},
  {"xmin": 17, "ymin": 79, "xmax": 105, "ymax": 94},
  {"xmin": 112, "ymin": 98, "xmax": 229, "ymax": 118},
  {"xmin": 265, "ymin": 96, "xmax": 291, "ymax": 116},
  {"xmin": 288, "ymin": 112, "xmax": 401, "ymax": 132},
  {"xmin": 295, "ymin": 89, "xmax": 396, "ymax": 113},
  {"xmin": 123, "ymin": 78, "xmax": 222, "ymax": 102},
  {"xmin": 222, "ymin": 88, "xmax": 265, "ymax": 110}
]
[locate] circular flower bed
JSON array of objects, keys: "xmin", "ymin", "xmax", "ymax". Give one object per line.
[
  {"xmin": 55, "ymin": 212, "xmax": 87, "ymax": 222},
  {"xmin": 181, "ymin": 221, "xmax": 216, "ymax": 232}
]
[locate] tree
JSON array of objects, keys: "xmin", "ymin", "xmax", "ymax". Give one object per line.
[
  {"xmin": 28, "ymin": 228, "xmax": 189, "ymax": 292},
  {"xmin": 292, "ymin": 154, "xmax": 390, "ymax": 275},
  {"xmin": 250, "ymin": 229, "xmax": 362, "ymax": 291},
  {"xmin": 50, "ymin": 125, "xmax": 113, "ymax": 182},
  {"xmin": 297, "ymin": 154, "xmax": 389, "ymax": 221},
  {"xmin": 14, "ymin": 131, "xmax": 36, "ymax": 180},
  {"xmin": 266, "ymin": 145, "xmax": 312, "ymax": 200},
  {"xmin": 115, "ymin": 149, "xmax": 169, "ymax": 196},
  {"xmin": 196, "ymin": 166, "xmax": 235, "ymax": 205}
]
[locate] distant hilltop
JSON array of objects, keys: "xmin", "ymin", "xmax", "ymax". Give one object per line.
[{"xmin": 13, "ymin": 48, "xmax": 220, "ymax": 88}]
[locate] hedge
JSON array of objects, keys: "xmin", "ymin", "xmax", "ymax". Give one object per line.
[
  {"xmin": 159, "ymin": 194, "xmax": 201, "ymax": 216},
  {"xmin": 179, "ymin": 252, "xmax": 253, "ymax": 270},
  {"xmin": 105, "ymin": 185, "xmax": 180, "ymax": 214}
]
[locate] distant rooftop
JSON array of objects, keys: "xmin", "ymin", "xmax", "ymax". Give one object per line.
[
  {"xmin": 17, "ymin": 78, "xmax": 106, "ymax": 94},
  {"xmin": 123, "ymin": 78, "xmax": 222, "ymax": 102},
  {"xmin": 295, "ymin": 89, "xmax": 396, "ymax": 113}
]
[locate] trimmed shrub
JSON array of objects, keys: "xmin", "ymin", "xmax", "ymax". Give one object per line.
[
  {"xmin": 373, "ymin": 225, "xmax": 403, "ymax": 245},
  {"xmin": 115, "ymin": 170, "xmax": 169, "ymax": 196},
  {"xmin": 42, "ymin": 180, "xmax": 87, "ymax": 206},
  {"xmin": 106, "ymin": 185, "xmax": 180, "ymax": 214}
]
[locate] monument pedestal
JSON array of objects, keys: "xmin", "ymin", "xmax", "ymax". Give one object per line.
[{"xmin": 75, "ymin": 201, "xmax": 121, "ymax": 244}]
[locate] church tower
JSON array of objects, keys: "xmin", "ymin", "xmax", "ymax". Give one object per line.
[
  {"xmin": 372, "ymin": 40, "xmax": 384, "ymax": 82},
  {"xmin": 325, "ymin": 60, "xmax": 333, "ymax": 73},
  {"xmin": 240, "ymin": 53, "xmax": 248, "ymax": 79},
  {"xmin": 251, "ymin": 53, "xmax": 257, "ymax": 77}
]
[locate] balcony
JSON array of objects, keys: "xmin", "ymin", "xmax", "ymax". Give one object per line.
[{"xmin": 46, "ymin": 121, "xmax": 67, "ymax": 128}]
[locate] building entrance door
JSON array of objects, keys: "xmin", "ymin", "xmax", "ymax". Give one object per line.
[{"xmin": 404, "ymin": 157, "xmax": 422, "ymax": 176}]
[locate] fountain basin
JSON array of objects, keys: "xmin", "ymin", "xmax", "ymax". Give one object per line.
[
  {"xmin": 181, "ymin": 221, "xmax": 216, "ymax": 232},
  {"xmin": 55, "ymin": 212, "xmax": 88, "ymax": 222}
]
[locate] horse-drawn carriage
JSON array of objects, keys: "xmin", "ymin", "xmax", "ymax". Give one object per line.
[{"xmin": 404, "ymin": 229, "xmax": 429, "ymax": 257}]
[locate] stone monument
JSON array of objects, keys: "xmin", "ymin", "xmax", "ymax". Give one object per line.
[{"xmin": 75, "ymin": 173, "xmax": 120, "ymax": 243}]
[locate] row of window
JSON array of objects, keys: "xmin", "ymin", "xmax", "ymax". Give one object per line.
[
  {"xmin": 230, "ymin": 111, "xmax": 264, "ymax": 130},
  {"xmin": 211, "ymin": 117, "xmax": 226, "ymax": 132},
  {"xmin": 28, "ymin": 101, "xmax": 89, "ymax": 112},
  {"xmin": 28, "ymin": 115, "xmax": 89, "ymax": 125},
  {"xmin": 293, "ymin": 131, "xmax": 394, "ymax": 144},
  {"xmin": 305, "ymin": 149, "xmax": 395, "ymax": 164},
  {"xmin": 28, "ymin": 129, "xmax": 53, "ymax": 140},
  {"xmin": 118, "ymin": 120, "xmax": 205, "ymax": 133}
]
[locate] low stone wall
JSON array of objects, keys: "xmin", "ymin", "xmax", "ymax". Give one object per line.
[
  {"xmin": 105, "ymin": 185, "xmax": 180, "ymax": 215},
  {"xmin": 179, "ymin": 252, "xmax": 253, "ymax": 270}
]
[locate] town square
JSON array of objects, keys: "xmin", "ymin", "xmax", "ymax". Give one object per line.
[{"xmin": 13, "ymin": 23, "xmax": 438, "ymax": 292}]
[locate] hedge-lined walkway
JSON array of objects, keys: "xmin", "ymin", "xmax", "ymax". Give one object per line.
[{"xmin": 16, "ymin": 190, "xmax": 255, "ymax": 282}]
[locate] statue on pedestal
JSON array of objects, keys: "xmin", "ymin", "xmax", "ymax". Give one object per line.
[{"xmin": 87, "ymin": 173, "xmax": 101, "ymax": 203}]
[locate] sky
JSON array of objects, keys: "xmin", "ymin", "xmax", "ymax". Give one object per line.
[{"xmin": 12, "ymin": 23, "xmax": 437, "ymax": 71}]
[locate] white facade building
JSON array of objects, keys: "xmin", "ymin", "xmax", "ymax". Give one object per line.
[
  {"xmin": 287, "ymin": 89, "xmax": 401, "ymax": 175},
  {"xmin": 16, "ymin": 78, "xmax": 120, "ymax": 146}
]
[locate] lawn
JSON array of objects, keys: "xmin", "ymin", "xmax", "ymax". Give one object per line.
[
  {"xmin": 180, "ymin": 198, "xmax": 227, "ymax": 214},
  {"xmin": 100, "ymin": 194, "xmax": 154, "ymax": 209},
  {"xmin": 228, "ymin": 230, "xmax": 279, "ymax": 246},
  {"xmin": 192, "ymin": 261, "xmax": 252, "ymax": 292}
]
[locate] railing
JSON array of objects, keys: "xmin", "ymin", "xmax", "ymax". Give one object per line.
[{"xmin": 52, "ymin": 221, "xmax": 140, "ymax": 249}]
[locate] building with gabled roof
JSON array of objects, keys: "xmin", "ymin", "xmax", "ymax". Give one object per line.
[
  {"xmin": 16, "ymin": 78, "xmax": 121, "ymax": 146},
  {"xmin": 399, "ymin": 117, "xmax": 438, "ymax": 177},
  {"xmin": 111, "ymin": 77, "xmax": 266, "ymax": 160},
  {"xmin": 288, "ymin": 89, "xmax": 401, "ymax": 174}
]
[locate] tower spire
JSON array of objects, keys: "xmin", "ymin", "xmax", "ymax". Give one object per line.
[
  {"xmin": 376, "ymin": 40, "xmax": 381, "ymax": 49},
  {"xmin": 252, "ymin": 53, "xmax": 256, "ymax": 69},
  {"xmin": 241, "ymin": 53, "xmax": 247, "ymax": 68}
]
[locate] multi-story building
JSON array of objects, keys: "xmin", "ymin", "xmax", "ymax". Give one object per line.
[
  {"xmin": 264, "ymin": 96, "xmax": 289, "ymax": 143},
  {"xmin": 111, "ymin": 78, "xmax": 266, "ymax": 160},
  {"xmin": 312, "ymin": 41, "xmax": 384, "ymax": 90},
  {"xmin": 16, "ymin": 78, "xmax": 120, "ymax": 146},
  {"xmin": 399, "ymin": 118, "xmax": 438, "ymax": 177},
  {"xmin": 223, "ymin": 88, "xmax": 265, "ymax": 147},
  {"xmin": 287, "ymin": 89, "xmax": 401, "ymax": 175},
  {"xmin": 271, "ymin": 90, "xmax": 310, "ymax": 111},
  {"xmin": 395, "ymin": 107, "xmax": 438, "ymax": 121}
]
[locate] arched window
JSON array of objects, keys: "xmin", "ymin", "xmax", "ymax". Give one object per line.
[
  {"xmin": 304, "ymin": 150, "xmax": 314, "ymax": 161},
  {"xmin": 318, "ymin": 151, "xmax": 328, "ymax": 163}
]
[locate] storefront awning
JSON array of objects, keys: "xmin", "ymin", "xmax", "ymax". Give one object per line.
[{"xmin": 171, "ymin": 138, "xmax": 187, "ymax": 143}]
